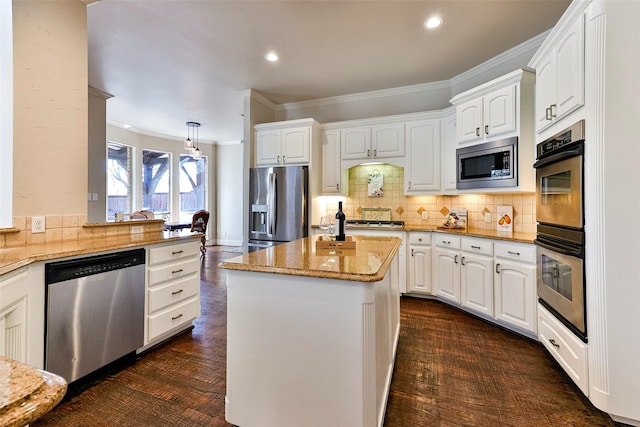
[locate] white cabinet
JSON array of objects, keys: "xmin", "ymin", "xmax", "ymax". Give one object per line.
[
  {"xmin": 0, "ymin": 264, "xmax": 44, "ymax": 368},
  {"xmin": 404, "ymin": 119, "xmax": 441, "ymax": 193},
  {"xmin": 529, "ymin": 14, "xmax": 584, "ymax": 135},
  {"xmin": 441, "ymin": 108, "xmax": 457, "ymax": 192},
  {"xmin": 146, "ymin": 240, "xmax": 201, "ymax": 345},
  {"xmin": 455, "ymin": 85, "xmax": 516, "ymax": 144},
  {"xmin": 321, "ymin": 129, "xmax": 345, "ymax": 194},
  {"xmin": 538, "ymin": 303, "xmax": 588, "ymax": 394},
  {"xmin": 347, "ymin": 229, "xmax": 406, "ymax": 293},
  {"xmin": 255, "ymin": 119, "xmax": 320, "ymax": 166},
  {"xmin": 433, "ymin": 235, "xmax": 461, "ymax": 304},
  {"xmin": 449, "ymin": 69, "xmax": 536, "ymax": 192},
  {"xmin": 460, "ymin": 239, "xmax": 494, "ymax": 317},
  {"xmin": 341, "ymin": 123, "xmax": 404, "ymax": 162},
  {"xmin": 407, "ymin": 232, "xmax": 432, "ymax": 294},
  {"xmin": 493, "ymin": 242, "xmax": 537, "ymax": 334}
]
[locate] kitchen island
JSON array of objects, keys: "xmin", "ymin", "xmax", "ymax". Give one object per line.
[{"xmin": 219, "ymin": 235, "xmax": 401, "ymax": 427}]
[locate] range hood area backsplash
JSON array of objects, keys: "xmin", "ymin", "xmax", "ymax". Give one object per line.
[{"xmin": 338, "ymin": 164, "xmax": 535, "ymax": 234}]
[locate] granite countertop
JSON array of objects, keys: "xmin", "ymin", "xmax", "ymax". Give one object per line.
[
  {"xmin": 0, "ymin": 356, "xmax": 67, "ymax": 427},
  {"xmin": 0, "ymin": 230, "xmax": 201, "ymax": 276},
  {"xmin": 220, "ymin": 235, "xmax": 401, "ymax": 282},
  {"xmin": 315, "ymin": 223, "xmax": 536, "ymax": 244}
]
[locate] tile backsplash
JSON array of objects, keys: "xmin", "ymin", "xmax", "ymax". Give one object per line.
[{"xmin": 340, "ymin": 164, "xmax": 535, "ymax": 233}]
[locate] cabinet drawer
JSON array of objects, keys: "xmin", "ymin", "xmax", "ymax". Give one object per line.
[
  {"xmin": 148, "ymin": 241, "xmax": 200, "ymax": 266},
  {"xmin": 148, "ymin": 275, "xmax": 199, "ymax": 314},
  {"xmin": 538, "ymin": 304, "xmax": 588, "ymax": 394},
  {"xmin": 434, "ymin": 234, "xmax": 461, "ymax": 249},
  {"xmin": 408, "ymin": 232, "xmax": 431, "ymax": 245},
  {"xmin": 148, "ymin": 257, "xmax": 200, "ymax": 286},
  {"xmin": 462, "ymin": 238, "xmax": 493, "ymax": 256},
  {"xmin": 495, "ymin": 242, "xmax": 535, "ymax": 264},
  {"xmin": 148, "ymin": 296, "xmax": 200, "ymax": 341}
]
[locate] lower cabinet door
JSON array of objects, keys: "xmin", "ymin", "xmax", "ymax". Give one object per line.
[
  {"xmin": 494, "ymin": 260, "xmax": 536, "ymax": 333},
  {"xmin": 409, "ymin": 245, "xmax": 432, "ymax": 294},
  {"xmin": 433, "ymin": 248, "xmax": 460, "ymax": 303},
  {"xmin": 461, "ymin": 255, "xmax": 493, "ymax": 317}
]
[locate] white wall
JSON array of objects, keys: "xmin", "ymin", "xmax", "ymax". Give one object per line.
[
  {"xmin": 216, "ymin": 142, "xmax": 244, "ymax": 246},
  {"xmin": 0, "ymin": 0, "xmax": 13, "ymax": 228}
]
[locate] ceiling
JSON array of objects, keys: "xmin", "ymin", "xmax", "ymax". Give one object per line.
[{"xmin": 87, "ymin": 0, "xmax": 570, "ymax": 144}]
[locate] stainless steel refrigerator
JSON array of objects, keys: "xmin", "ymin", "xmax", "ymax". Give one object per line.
[{"xmin": 248, "ymin": 166, "xmax": 308, "ymax": 252}]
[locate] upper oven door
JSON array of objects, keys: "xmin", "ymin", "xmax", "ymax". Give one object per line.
[{"xmin": 536, "ymin": 154, "xmax": 583, "ymax": 229}]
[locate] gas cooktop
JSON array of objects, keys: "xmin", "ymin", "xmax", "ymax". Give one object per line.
[{"xmin": 345, "ymin": 220, "xmax": 405, "ymax": 228}]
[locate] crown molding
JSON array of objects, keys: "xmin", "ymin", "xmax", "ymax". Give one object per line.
[
  {"xmin": 450, "ymin": 30, "xmax": 549, "ymax": 89},
  {"xmin": 274, "ymin": 80, "xmax": 450, "ymax": 112}
]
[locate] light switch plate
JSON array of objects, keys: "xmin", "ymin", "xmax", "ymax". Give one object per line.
[
  {"xmin": 421, "ymin": 211, "xmax": 428, "ymax": 220},
  {"xmin": 485, "ymin": 212, "xmax": 492, "ymax": 223}
]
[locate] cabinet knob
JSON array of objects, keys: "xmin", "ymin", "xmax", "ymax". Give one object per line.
[{"xmin": 418, "ymin": 238, "xmax": 422, "ymax": 242}]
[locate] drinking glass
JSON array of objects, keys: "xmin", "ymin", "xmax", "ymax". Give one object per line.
[{"xmin": 319, "ymin": 216, "xmax": 331, "ymax": 239}]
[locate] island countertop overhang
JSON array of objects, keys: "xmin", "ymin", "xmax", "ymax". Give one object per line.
[{"xmin": 219, "ymin": 235, "xmax": 401, "ymax": 282}]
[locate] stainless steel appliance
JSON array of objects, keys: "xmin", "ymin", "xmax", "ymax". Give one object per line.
[
  {"xmin": 456, "ymin": 137, "xmax": 518, "ymax": 189},
  {"xmin": 45, "ymin": 248, "xmax": 145, "ymax": 382},
  {"xmin": 534, "ymin": 120, "xmax": 586, "ymax": 341},
  {"xmin": 248, "ymin": 166, "xmax": 308, "ymax": 252}
]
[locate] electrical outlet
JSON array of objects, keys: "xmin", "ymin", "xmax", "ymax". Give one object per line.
[
  {"xmin": 131, "ymin": 225, "xmax": 144, "ymax": 234},
  {"xmin": 32, "ymin": 216, "xmax": 46, "ymax": 233},
  {"xmin": 485, "ymin": 212, "xmax": 492, "ymax": 223},
  {"xmin": 421, "ymin": 211, "xmax": 428, "ymax": 220}
]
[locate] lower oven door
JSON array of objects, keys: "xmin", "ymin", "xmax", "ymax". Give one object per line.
[{"xmin": 536, "ymin": 240, "xmax": 586, "ymax": 337}]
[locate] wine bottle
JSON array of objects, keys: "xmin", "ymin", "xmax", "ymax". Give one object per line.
[{"xmin": 335, "ymin": 201, "xmax": 346, "ymax": 241}]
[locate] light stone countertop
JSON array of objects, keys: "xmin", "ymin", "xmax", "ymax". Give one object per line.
[
  {"xmin": 220, "ymin": 235, "xmax": 401, "ymax": 282},
  {"xmin": 0, "ymin": 356, "xmax": 67, "ymax": 427},
  {"xmin": 0, "ymin": 230, "xmax": 201, "ymax": 276},
  {"xmin": 317, "ymin": 223, "xmax": 536, "ymax": 244}
]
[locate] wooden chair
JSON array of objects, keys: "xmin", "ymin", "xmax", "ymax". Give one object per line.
[{"xmin": 191, "ymin": 210, "xmax": 210, "ymax": 255}]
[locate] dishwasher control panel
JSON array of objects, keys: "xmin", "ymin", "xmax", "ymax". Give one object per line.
[{"xmin": 45, "ymin": 248, "xmax": 145, "ymax": 284}]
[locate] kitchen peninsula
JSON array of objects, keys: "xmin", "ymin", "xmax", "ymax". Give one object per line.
[{"xmin": 220, "ymin": 235, "xmax": 401, "ymax": 427}]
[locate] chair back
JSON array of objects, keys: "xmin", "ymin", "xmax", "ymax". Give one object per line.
[{"xmin": 191, "ymin": 210, "xmax": 210, "ymax": 233}]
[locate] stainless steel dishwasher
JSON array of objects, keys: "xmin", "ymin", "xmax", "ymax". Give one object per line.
[{"xmin": 45, "ymin": 248, "xmax": 145, "ymax": 383}]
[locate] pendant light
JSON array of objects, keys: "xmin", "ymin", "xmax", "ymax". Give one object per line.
[{"xmin": 184, "ymin": 121, "xmax": 202, "ymax": 157}]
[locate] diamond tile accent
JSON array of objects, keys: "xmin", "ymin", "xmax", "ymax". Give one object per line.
[
  {"xmin": 356, "ymin": 207, "xmax": 362, "ymax": 215},
  {"xmin": 396, "ymin": 207, "xmax": 404, "ymax": 215},
  {"xmin": 440, "ymin": 207, "xmax": 449, "ymax": 216},
  {"xmin": 481, "ymin": 207, "xmax": 491, "ymax": 214},
  {"xmin": 417, "ymin": 207, "xmax": 425, "ymax": 214}
]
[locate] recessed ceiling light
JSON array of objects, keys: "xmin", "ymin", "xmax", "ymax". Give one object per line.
[
  {"xmin": 424, "ymin": 16, "xmax": 443, "ymax": 30},
  {"xmin": 265, "ymin": 52, "xmax": 279, "ymax": 62}
]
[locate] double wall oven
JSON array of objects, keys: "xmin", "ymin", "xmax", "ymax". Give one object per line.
[{"xmin": 534, "ymin": 120, "xmax": 587, "ymax": 342}]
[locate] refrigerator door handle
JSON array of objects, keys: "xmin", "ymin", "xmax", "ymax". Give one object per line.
[{"xmin": 268, "ymin": 172, "xmax": 276, "ymax": 235}]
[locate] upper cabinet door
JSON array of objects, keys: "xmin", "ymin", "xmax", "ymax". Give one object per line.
[
  {"xmin": 321, "ymin": 129, "xmax": 342, "ymax": 194},
  {"xmin": 405, "ymin": 119, "xmax": 440, "ymax": 193},
  {"xmin": 555, "ymin": 14, "xmax": 584, "ymax": 121},
  {"xmin": 255, "ymin": 129, "xmax": 281, "ymax": 165},
  {"xmin": 534, "ymin": 58, "xmax": 555, "ymax": 133},
  {"xmin": 372, "ymin": 123, "xmax": 405, "ymax": 158},
  {"xmin": 281, "ymin": 126, "xmax": 310, "ymax": 164},
  {"xmin": 483, "ymin": 85, "xmax": 516, "ymax": 138},
  {"xmin": 456, "ymin": 98, "xmax": 483, "ymax": 144},
  {"xmin": 341, "ymin": 127, "xmax": 371, "ymax": 160}
]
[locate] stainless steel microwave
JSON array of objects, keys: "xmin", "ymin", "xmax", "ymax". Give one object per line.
[{"xmin": 456, "ymin": 137, "xmax": 518, "ymax": 190}]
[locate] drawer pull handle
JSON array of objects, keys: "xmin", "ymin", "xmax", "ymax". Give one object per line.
[
  {"xmin": 471, "ymin": 245, "xmax": 481, "ymax": 250},
  {"xmin": 411, "ymin": 249, "xmax": 414, "ymax": 257},
  {"xmin": 172, "ymin": 250, "xmax": 184, "ymax": 255},
  {"xmin": 171, "ymin": 313, "xmax": 184, "ymax": 321},
  {"xmin": 442, "ymin": 240, "xmax": 450, "ymax": 245},
  {"xmin": 454, "ymin": 255, "xmax": 458, "ymax": 264},
  {"xmin": 172, "ymin": 289, "xmax": 184, "ymax": 295},
  {"xmin": 484, "ymin": 125, "xmax": 489, "ymax": 135},
  {"xmin": 549, "ymin": 339, "xmax": 560, "ymax": 349},
  {"xmin": 171, "ymin": 269, "xmax": 184, "ymax": 274},
  {"xmin": 418, "ymin": 238, "xmax": 422, "ymax": 242},
  {"xmin": 495, "ymin": 263, "xmax": 501, "ymax": 274},
  {"xmin": 507, "ymin": 251, "xmax": 521, "ymax": 256},
  {"xmin": 461, "ymin": 256, "xmax": 466, "ymax": 266}
]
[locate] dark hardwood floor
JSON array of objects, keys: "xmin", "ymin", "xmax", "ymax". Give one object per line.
[{"xmin": 34, "ymin": 247, "xmax": 620, "ymax": 426}]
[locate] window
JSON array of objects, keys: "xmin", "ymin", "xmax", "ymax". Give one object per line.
[
  {"xmin": 179, "ymin": 154, "xmax": 207, "ymax": 223},
  {"xmin": 142, "ymin": 149, "xmax": 170, "ymax": 216},
  {"xmin": 107, "ymin": 142, "xmax": 133, "ymax": 220}
]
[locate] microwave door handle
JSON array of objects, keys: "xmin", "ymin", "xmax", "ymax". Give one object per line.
[
  {"xmin": 534, "ymin": 239, "xmax": 583, "ymax": 259},
  {"xmin": 533, "ymin": 149, "xmax": 582, "ymax": 169}
]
